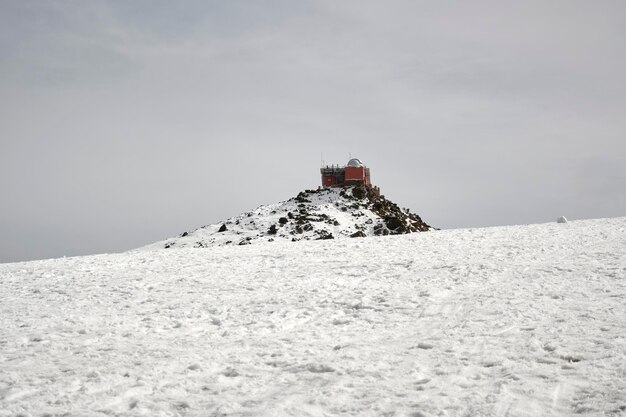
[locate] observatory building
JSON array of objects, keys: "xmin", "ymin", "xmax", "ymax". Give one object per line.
[{"xmin": 320, "ymin": 158, "xmax": 372, "ymax": 187}]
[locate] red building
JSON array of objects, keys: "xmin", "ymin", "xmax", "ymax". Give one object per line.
[{"xmin": 321, "ymin": 158, "xmax": 371, "ymax": 187}]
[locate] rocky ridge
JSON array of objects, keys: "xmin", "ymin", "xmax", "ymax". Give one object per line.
[{"xmin": 148, "ymin": 185, "xmax": 432, "ymax": 249}]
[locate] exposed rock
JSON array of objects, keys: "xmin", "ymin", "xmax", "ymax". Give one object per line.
[
  {"xmin": 385, "ymin": 216, "xmax": 405, "ymax": 232},
  {"xmin": 316, "ymin": 230, "xmax": 334, "ymax": 240},
  {"xmin": 352, "ymin": 186, "xmax": 367, "ymax": 200},
  {"xmin": 152, "ymin": 185, "xmax": 432, "ymax": 250}
]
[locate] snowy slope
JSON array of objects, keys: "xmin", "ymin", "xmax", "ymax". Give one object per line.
[
  {"xmin": 1, "ymin": 217, "xmax": 625, "ymax": 416},
  {"xmin": 142, "ymin": 186, "xmax": 431, "ymax": 250}
]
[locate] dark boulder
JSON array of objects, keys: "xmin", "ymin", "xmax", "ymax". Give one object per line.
[
  {"xmin": 316, "ymin": 230, "xmax": 334, "ymax": 240},
  {"xmin": 352, "ymin": 186, "xmax": 367, "ymax": 200},
  {"xmin": 384, "ymin": 216, "xmax": 404, "ymax": 231}
]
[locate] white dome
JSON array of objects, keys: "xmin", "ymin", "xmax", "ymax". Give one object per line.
[{"xmin": 346, "ymin": 158, "xmax": 364, "ymax": 167}]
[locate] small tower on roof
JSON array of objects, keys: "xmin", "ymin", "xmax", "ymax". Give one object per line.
[{"xmin": 320, "ymin": 158, "xmax": 371, "ymax": 187}]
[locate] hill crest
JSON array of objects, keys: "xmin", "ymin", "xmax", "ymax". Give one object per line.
[{"xmin": 145, "ymin": 185, "xmax": 432, "ymax": 249}]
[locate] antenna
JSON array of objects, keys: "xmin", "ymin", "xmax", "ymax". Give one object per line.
[{"xmin": 321, "ymin": 152, "xmax": 324, "ymax": 167}]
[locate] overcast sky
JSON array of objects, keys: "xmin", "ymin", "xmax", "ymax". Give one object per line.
[{"xmin": 1, "ymin": 0, "xmax": 625, "ymax": 263}]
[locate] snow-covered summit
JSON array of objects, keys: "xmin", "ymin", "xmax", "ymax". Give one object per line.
[{"xmin": 144, "ymin": 185, "xmax": 432, "ymax": 250}]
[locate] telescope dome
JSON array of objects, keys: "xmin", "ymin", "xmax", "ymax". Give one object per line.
[{"xmin": 346, "ymin": 158, "xmax": 364, "ymax": 167}]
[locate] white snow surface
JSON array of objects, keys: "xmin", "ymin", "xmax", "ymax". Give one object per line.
[{"xmin": 1, "ymin": 217, "xmax": 626, "ymax": 416}]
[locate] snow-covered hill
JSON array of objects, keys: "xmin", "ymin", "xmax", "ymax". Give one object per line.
[
  {"xmin": 143, "ymin": 186, "xmax": 432, "ymax": 250},
  {"xmin": 1, "ymin": 217, "xmax": 625, "ymax": 416}
]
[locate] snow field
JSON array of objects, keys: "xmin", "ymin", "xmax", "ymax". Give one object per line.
[{"xmin": 1, "ymin": 217, "xmax": 625, "ymax": 416}]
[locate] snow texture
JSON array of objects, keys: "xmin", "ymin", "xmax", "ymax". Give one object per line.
[
  {"xmin": 141, "ymin": 186, "xmax": 431, "ymax": 250},
  {"xmin": 1, "ymin": 217, "xmax": 625, "ymax": 416}
]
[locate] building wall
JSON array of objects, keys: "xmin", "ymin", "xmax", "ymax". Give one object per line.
[
  {"xmin": 345, "ymin": 166, "xmax": 365, "ymax": 182},
  {"xmin": 321, "ymin": 164, "xmax": 371, "ymax": 187},
  {"xmin": 322, "ymin": 175, "xmax": 338, "ymax": 187}
]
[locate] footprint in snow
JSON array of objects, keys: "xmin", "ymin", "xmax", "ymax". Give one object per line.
[
  {"xmin": 174, "ymin": 401, "xmax": 190, "ymax": 410},
  {"xmin": 543, "ymin": 343, "xmax": 557, "ymax": 352},
  {"xmin": 222, "ymin": 368, "xmax": 239, "ymax": 377},
  {"xmin": 559, "ymin": 354, "xmax": 583, "ymax": 363},
  {"xmin": 481, "ymin": 360, "xmax": 502, "ymax": 368},
  {"xmin": 306, "ymin": 363, "xmax": 335, "ymax": 373}
]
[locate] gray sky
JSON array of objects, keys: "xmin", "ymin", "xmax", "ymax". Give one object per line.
[{"xmin": 1, "ymin": 0, "xmax": 625, "ymax": 263}]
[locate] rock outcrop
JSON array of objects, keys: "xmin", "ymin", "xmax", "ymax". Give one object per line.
[{"xmin": 148, "ymin": 186, "xmax": 432, "ymax": 249}]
